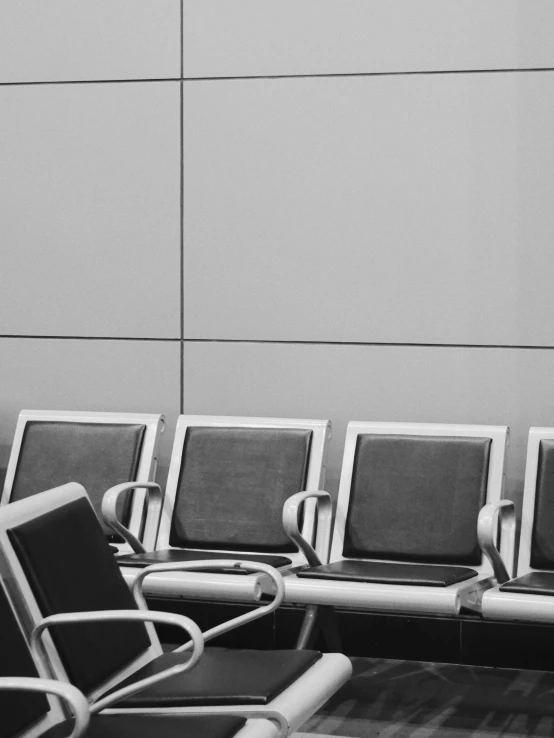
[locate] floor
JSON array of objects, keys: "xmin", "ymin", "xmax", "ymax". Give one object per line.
[{"xmin": 293, "ymin": 657, "xmax": 554, "ymax": 738}]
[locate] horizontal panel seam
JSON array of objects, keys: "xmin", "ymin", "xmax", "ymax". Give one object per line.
[
  {"xmin": 0, "ymin": 335, "xmax": 180, "ymax": 342},
  {"xmin": 181, "ymin": 67, "xmax": 554, "ymax": 82},
  {"xmin": 2, "ymin": 67, "xmax": 554, "ymax": 88},
  {"xmin": 184, "ymin": 339, "xmax": 554, "ymax": 350},
  {"xmin": 0, "ymin": 78, "xmax": 180, "ymax": 87},
  {"xmin": 3, "ymin": 336, "xmax": 554, "ymax": 350}
]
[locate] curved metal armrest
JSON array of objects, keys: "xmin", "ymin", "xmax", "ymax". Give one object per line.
[
  {"xmin": 282, "ymin": 490, "xmax": 332, "ymax": 566},
  {"xmin": 30, "ymin": 609, "xmax": 203, "ymax": 713},
  {"xmin": 131, "ymin": 560, "xmax": 285, "ymax": 652},
  {"xmin": 477, "ymin": 500, "xmax": 516, "ymax": 584},
  {"xmin": 0, "ymin": 677, "xmax": 90, "ymax": 738},
  {"xmin": 101, "ymin": 482, "xmax": 163, "ymax": 553}
]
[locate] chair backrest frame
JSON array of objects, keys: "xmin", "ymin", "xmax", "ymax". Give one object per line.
[
  {"xmin": 0, "ymin": 484, "xmax": 160, "ymax": 706},
  {"xmin": 331, "ymin": 421, "xmax": 509, "ymax": 577},
  {"xmin": 2, "ymin": 410, "xmax": 164, "ymax": 542},
  {"xmin": 149, "ymin": 415, "xmax": 330, "ymax": 564},
  {"xmin": 517, "ymin": 427, "xmax": 554, "ymax": 576}
]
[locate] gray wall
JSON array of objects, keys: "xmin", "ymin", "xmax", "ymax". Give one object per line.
[{"xmin": 1, "ymin": 2, "xmax": 554, "ymax": 510}]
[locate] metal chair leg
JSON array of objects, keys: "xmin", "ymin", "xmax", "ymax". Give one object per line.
[
  {"xmin": 295, "ymin": 604, "xmax": 342, "ymax": 651},
  {"xmin": 295, "ymin": 604, "xmax": 320, "ymax": 649}
]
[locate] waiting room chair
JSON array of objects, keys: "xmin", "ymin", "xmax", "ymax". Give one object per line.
[
  {"xmin": 0, "ymin": 483, "xmax": 352, "ymax": 736},
  {"xmin": 108, "ymin": 415, "xmax": 332, "ymax": 602},
  {"xmin": 0, "ymin": 569, "xmax": 283, "ymax": 738},
  {"xmin": 480, "ymin": 426, "xmax": 554, "ymax": 622},
  {"xmin": 283, "ymin": 421, "xmax": 511, "ymax": 646},
  {"xmin": 1, "ymin": 409, "xmax": 164, "ymax": 552}
]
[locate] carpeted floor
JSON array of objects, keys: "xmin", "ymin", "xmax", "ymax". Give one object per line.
[{"xmin": 293, "ymin": 657, "xmax": 554, "ymax": 738}]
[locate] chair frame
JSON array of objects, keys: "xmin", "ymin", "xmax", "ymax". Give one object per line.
[
  {"xmin": 481, "ymin": 427, "xmax": 554, "ymax": 623},
  {"xmin": 284, "ymin": 421, "xmax": 510, "ymax": 617},
  {"xmin": 0, "ymin": 484, "xmax": 351, "ymax": 737},
  {"xmin": 1, "ymin": 409, "xmax": 164, "ymax": 549},
  {"xmin": 110, "ymin": 415, "xmax": 332, "ymax": 602}
]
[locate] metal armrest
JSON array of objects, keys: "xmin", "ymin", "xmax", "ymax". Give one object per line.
[
  {"xmin": 101, "ymin": 482, "xmax": 163, "ymax": 553},
  {"xmin": 477, "ymin": 500, "xmax": 516, "ymax": 584},
  {"xmin": 0, "ymin": 676, "xmax": 90, "ymax": 738},
  {"xmin": 131, "ymin": 560, "xmax": 285, "ymax": 651},
  {"xmin": 282, "ymin": 490, "xmax": 332, "ymax": 566},
  {"xmin": 30, "ymin": 609, "xmax": 203, "ymax": 713}
]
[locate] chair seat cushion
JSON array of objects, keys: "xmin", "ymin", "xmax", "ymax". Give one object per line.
[
  {"xmin": 116, "ymin": 548, "xmax": 292, "ymax": 572},
  {"xmin": 499, "ymin": 571, "xmax": 554, "ymax": 596},
  {"xmin": 111, "ymin": 647, "xmax": 322, "ymax": 707},
  {"xmin": 296, "ymin": 559, "xmax": 478, "ymax": 587},
  {"xmin": 43, "ymin": 714, "xmax": 247, "ymax": 738}
]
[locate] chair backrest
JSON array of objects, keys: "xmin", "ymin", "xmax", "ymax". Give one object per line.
[
  {"xmin": 0, "ymin": 484, "xmax": 158, "ymax": 704},
  {"xmin": 331, "ymin": 422, "xmax": 508, "ymax": 574},
  {"xmin": 150, "ymin": 416, "xmax": 330, "ymax": 558},
  {"xmin": 518, "ymin": 427, "xmax": 554, "ymax": 575},
  {"xmin": 0, "ymin": 578, "xmax": 61, "ymax": 738},
  {"xmin": 2, "ymin": 410, "xmax": 164, "ymax": 539}
]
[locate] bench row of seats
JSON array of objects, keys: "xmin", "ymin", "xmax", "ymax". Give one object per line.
[
  {"xmin": 0, "ymin": 484, "xmax": 352, "ymax": 737},
  {"xmin": 3, "ymin": 410, "xmax": 554, "ymax": 642}
]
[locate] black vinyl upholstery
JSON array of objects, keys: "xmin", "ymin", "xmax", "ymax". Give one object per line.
[
  {"xmin": 111, "ymin": 647, "xmax": 322, "ymax": 707},
  {"xmin": 169, "ymin": 426, "xmax": 312, "ymax": 553},
  {"xmin": 8, "ymin": 497, "xmax": 151, "ymax": 694},
  {"xmin": 11, "ymin": 421, "xmax": 146, "ymax": 536},
  {"xmin": 117, "ymin": 548, "xmax": 292, "ymax": 571},
  {"xmin": 0, "ymin": 583, "xmax": 50, "ymax": 738},
  {"xmin": 530, "ymin": 440, "xmax": 554, "ymax": 569},
  {"xmin": 43, "ymin": 714, "xmax": 248, "ymax": 738},
  {"xmin": 343, "ymin": 434, "xmax": 491, "ymax": 564},
  {"xmin": 297, "ymin": 560, "xmax": 478, "ymax": 587},
  {"xmin": 500, "ymin": 571, "xmax": 554, "ymax": 596}
]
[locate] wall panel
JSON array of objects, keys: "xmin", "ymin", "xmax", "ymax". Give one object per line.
[
  {"xmin": 183, "ymin": 73, "xmax": 554, "ymax": 346},
  {"xmin": 183, "ymin": 1, "xmax": 554, "ymax": 78},
  {"xmin": 182, "ymin": 341, "xmax": 554, "ymax": 511},
  {"xmin": 0, "ymin": 338, "xmax": 180, "ymax": 478},
  {"xmin": 0, "ymin": 0, "xmax": 180, "ymax": 83},
  {"xmin": 0, "ymin": 82, "xmax": 181, "ymax": 338}
]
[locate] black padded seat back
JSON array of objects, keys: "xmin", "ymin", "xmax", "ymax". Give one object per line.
[
  {"xmin": 8, "ymin": 497, "xmax": 151, "ymax": 694},
  {"xmin": 530, "ymin": 440, "xmax": 554, "ymax": 569},
  {"xmin": 343, "ymin": 434, "xmax": 492, "ymax": 565},
  {"xmin": 0, "ymin": 583, "xmax": 50, "ymax": 738},
  {"xmin": 169, "ymin": 426, "xmax": 313, "ymax": 553},
  {"xmin": 11, "ymin": 421, "xmax": 146, "ymax": 536}
]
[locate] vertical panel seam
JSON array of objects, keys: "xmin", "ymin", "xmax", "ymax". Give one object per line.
[{"xmin": 179, "ymin": 0, "xmax": 185, "ymax": 414}]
